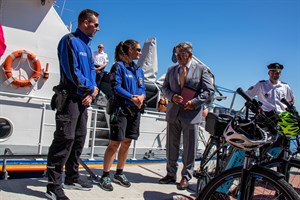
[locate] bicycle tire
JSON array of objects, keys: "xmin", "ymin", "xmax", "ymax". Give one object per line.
[
  {"xmin": 261, "ymin": 158, "xmax": 300, "ymax": 195},
  {"xmin": 195, "ymin": 137, "xmax": 218, "ymax": 196},
  {"xmin": 195, "ymin": 136, "xmax": 235, "ymax": 196},
  {"xmin": 197, "ymin": 166, "xmax": 300, "ymax": 200},
  {"xmin": 194, "ymin": 136, "xmax": 225, "ymax": 196}
]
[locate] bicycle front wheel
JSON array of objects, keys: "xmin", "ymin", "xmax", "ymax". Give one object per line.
[
  {"xmin": 197, "ymin": 166, "xmax": 300, "ymax": 200},
  {"xmin": 261, "ymin": 158, "xmax": 300, "ymax": 195}
]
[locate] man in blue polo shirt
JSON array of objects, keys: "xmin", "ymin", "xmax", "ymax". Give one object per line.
[{"xmin": 46, "ymin": 9, "xmax": 100, "ymax": 200}]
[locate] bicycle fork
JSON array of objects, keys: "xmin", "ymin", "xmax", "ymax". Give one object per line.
[{"xmin": 237, "ymin": 151, "xmax": 255, "ymax": 200}]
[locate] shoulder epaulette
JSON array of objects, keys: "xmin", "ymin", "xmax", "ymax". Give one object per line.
[
  {"xmin": 281, "ymin": 81, "xmax": 287, "ymax": 84},
  {"xmin": 259, "ymin": 80, "xmax": 266, "ymax": 83}
]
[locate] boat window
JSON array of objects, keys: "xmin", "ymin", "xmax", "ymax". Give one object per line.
[{"xmin": 0, "ymin": 117, "xmax": 13, "ymax": 143}]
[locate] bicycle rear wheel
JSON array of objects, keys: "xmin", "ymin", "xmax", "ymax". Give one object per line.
[
  {"xmin": 197, "ymin": 166, "xmax": 300, "ymax": 200},
  {"xmin": 261, "ymin": 158, "xmax": 300, "ymax": 195},
  {"xmin": 194, "ymin": 136, "xmax": 227, "ymax": 196}
]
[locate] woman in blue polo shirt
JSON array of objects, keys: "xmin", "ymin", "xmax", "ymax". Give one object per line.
[{"xmin": 99, "ymin": 39, "xmax": 146, "ymax": 191}]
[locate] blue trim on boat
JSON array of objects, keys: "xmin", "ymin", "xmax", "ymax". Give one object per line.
[{"xmin": 0, "ymin": 158, "xmax": 170, "ymax": 165}]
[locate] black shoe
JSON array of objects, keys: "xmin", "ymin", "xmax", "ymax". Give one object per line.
[
  {"xmin": 113, "ymin": 173, "xmax": 131, "ymax": 187},
  {"xmin": 99, "ymin": 176, "xmax": 113, "ymax": 191},
  {"xmin": 63, "ymin": 176, "xmax": 93, "ymax": 191},
  {"xmin": 45, "ymin": 185, "xmax": 70, "ymax": 200},
  {"xmin": 177, "ymin": 177, "xmax": 189, "ymax": 190},
  {"xmin": 159, "ymin": 175, "xmax": 176, "ymax": 184}
]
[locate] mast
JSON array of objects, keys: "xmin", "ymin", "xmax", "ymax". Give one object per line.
[{"xmin": 60, "ymin": 0, "xmax": 67, "ymax": 17}]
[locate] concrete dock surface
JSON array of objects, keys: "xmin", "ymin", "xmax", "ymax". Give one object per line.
[{"xmin": 0, "ymin": 162, "xmax": 198, "ymax": 200}]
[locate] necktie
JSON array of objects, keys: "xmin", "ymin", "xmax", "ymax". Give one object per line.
[{"xmin": 179, "ymin": 66, "xmax": 186, "ymax": 88}]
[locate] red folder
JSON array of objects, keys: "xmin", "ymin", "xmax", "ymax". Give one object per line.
[{"xmin": 181, "ymin": 87, "xmax": 197, "ymax": 105}]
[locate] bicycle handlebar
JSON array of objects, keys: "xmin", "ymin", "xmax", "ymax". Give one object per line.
[
  {"xmin": 236, "ymin": 87, "xmax": 252, "ymax": 103},
  {"xmin": 281, "ymin": 98, "xmax": 292, "ymax": 109},
  {"xmin": 236, "ymin": 87, "xmax": 261, "ymax": 114},
  {"xmin": 281, "ymin": 98, "xmax": 299, "ymax": 116},
  {"xmin": 236, "ymin": 87, "xmax": 282, "ymax": 143}
]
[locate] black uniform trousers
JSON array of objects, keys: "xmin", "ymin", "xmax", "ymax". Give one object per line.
[{"xmin": 47, "ymin": 98, "xmax": 88, "ymax": 188}]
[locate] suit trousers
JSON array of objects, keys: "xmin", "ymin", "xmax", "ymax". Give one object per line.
[
  {"xmin": 47, "ymin": 98, "xmax": 88, "ymax": 187},
  {"xmin": 166, "ymin": 119, "xmax": 198, "ymax": 181}
]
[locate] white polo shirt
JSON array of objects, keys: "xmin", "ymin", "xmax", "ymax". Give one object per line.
[{"xmin": 92, "ymin": 51, "xmax": 109, "ymax": 66}]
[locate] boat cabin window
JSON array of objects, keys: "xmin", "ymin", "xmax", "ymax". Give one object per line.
[{"xmin": 0, "ymin": 117, "xmax": 13, "ymax": 142}]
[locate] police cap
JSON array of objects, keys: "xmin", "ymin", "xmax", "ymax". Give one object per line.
[{"xmin": 267, "ymin": 63, "xmax": 284, "ymax": 72}]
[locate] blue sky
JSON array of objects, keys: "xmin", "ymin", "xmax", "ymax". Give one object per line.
[{"xmin": 54, "ymin": 0, "xmax": 300, "ymax": 111}]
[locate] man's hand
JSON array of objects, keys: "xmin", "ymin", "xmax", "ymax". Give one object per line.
[
  {"xmin": 184, "ymin": 100, "xmax": 195, "ymax": 110},
  {"xmin": 95, "ymin": 63, "xmax": 106, "ymax": 74},
  {"xmin": 95, "ymin": 67, "xmax": 101, "ymax": 74},
  {"xmin": 172, "ymin": 94, "xmax": 183, "ymax": 104},
  {"xmin": 91, "ymin": 86, "xmax": 99, "ymax": 99},
  {"xmin": 131, "ymin": 94, "xmax": 145, "ymax": 109},
  {"xmin": 82, "ymin": 94, "xmax": 93, "ymax": 107}
]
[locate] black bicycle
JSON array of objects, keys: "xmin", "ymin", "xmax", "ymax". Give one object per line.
[
  {"xmin": 193, "ymin": 112, "xmax": 234, "ymax": 196},
  {"xmin": 197, "ymin": 88, "xmax": 300, "ymax": 200}
]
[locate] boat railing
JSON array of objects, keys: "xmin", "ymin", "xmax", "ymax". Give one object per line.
[{"xmin": 0, "ymin": 91, "xmax": 167, "ymax": 161}]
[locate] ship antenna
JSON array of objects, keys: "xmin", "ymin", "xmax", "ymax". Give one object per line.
[{"xmin": 60, "ymin": 0, "xmax": 67, "ymax": 17}]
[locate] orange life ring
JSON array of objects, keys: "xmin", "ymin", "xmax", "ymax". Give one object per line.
[{"xmin": 2, "ymin": 50, "xmax": 42, "ymax": 87}]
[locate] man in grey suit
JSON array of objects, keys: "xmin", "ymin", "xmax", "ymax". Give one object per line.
[{"xmin": 159, "ymin": 42, "xmax": 214, "ymax": 190}]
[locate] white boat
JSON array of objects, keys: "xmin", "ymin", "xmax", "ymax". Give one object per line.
[
  {"xmin": 0, "ymin": 2, "xmax": 237, "ymax": 200},
  {"xmin": 0, "ymin": 0, "xmax": 172, "ymax": 161},
  {"xmin": 0, "ymin": 0, "xmax": 234, "ymax": 175}
]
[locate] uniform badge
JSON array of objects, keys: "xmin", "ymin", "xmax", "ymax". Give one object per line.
[{"xmin": 139, "ymin": 77, "xmax": 143, "ymax": 86}]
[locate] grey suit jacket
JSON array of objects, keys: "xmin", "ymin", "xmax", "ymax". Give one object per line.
[{"xmin": 162, "ymin": 60, "xmax": 214, "ymax": 124}]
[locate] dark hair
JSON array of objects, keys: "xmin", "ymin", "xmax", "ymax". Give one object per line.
[
  {"xmin": 176, "ymin": 42, "xmax": 193, "ymax": 54},
  {"xmin": 114, "ymin": 40, "xmax": 139, "ymax": 64},
  {"xmin": 78, "ymin": 9, "xmax": 99, "ymax": 25}
]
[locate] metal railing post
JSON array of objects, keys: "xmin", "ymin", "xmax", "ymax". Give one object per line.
[
  {"xmin": 38, "ymin": 103, "xmax": 46, "ymax": 154},
  {"xmin": 229, "ymin": 92, "xmax": 237, "ymax": 115},
  {"xmin": 89, "ymin": 109, "xmax": 97, "ymax": 160},
  {"xmin": 131, "ymin": 140, "xmax": 137, "ymax": 160}
]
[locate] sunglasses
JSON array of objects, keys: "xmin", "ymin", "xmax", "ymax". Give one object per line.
[
  {"xmin": 88, "ymin": 20, "xmax": 99, "ymax": 28},
  {"xmin": 92, "ymin": 23, "xmax": 99, "ymax": 28},
  {"xmin": 136, "ymin": 48, "xmax": 141, "ymax": 52},
  {"xmin": 175, "ymin": 51, "xmax": 189, "ymax": 56},
  {"xmin": 98, "ymin": 46, "xmax": 103, "ymax": 48}
]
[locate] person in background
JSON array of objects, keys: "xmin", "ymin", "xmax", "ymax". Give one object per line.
[
  {"xmin": 92, "ymin": 43, "xmax": 109, "ymax": 90},
  {"xmin": 46, "ymin": 9, "xmax": 100, "ymax": 200},
  {"xmin": 160, "ymin": 42, "xmax": 214, "ymax": 190},
  {"xmin": 246, "ymin": 63, "xmax": 296, "ymax": 153},
  {"xmin": 98, "ymin": 40, "xmax": 146, "ymax": 191},
  {"xmin": 246, "ymin": 63, "xmax": 295, "ymax": 113},
  {"xmin": 0, "ymin": 24, "xmax": 6, "ymax": 58}
]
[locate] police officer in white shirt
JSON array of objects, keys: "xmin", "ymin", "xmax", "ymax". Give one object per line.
[
  {"xmin": 247, "ymin": 63, "xmax": 295, "ymax": 112},
  {"xmin": 247, "ymin": 63, "xmax": 297, "ymax": 154}
]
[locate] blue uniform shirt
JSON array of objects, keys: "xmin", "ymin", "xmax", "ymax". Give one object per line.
[
  {"xmin": 57, "ymin": 28, "xmax": 97, "ymax": 97},
  {"xmin": 110, "ymin": 61, "xmax": 146, "ymax": 106}
]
